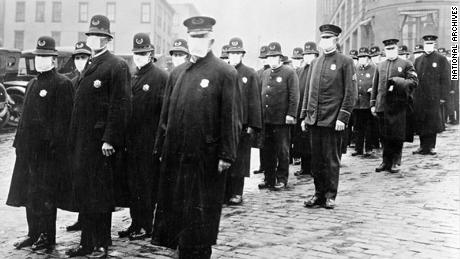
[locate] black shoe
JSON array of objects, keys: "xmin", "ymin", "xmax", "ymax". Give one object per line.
[
  {"xmin": 390, "ymin": 164, "xmax": 401, "ymax": 174},
  {"xmin": 412, "ymin": 148, "xmax": 427, "ymax": 155},
  {"xmin": 87, "ymin": 247, "xmax": 108, "ymax": 258},
  {"xmin": 426, "ymin": 149, "xmax": 437, "ymax": 155},
  {"xmin": 129, "ymin": 228, "xmax": 151, "ymax": 241},
  {"xmin": 13, "ymin": 237, "xmax": 35, "ymax": 249},
  {"xmin": 363, "ymin": 151, "xmax": 374, "ymax": 157},
  {"xmin": 375, "ymin": 163, "xmax": 389, "ymax": 172},
  {"xmin": 258, "ymin": 182, "xmax": 272, "ymax": 189},
  {"xmin": 253, "ymin": 169, "xmax": 264, "ymax": 174},
  {"xmin": 66, "ymin": 245, "xmax": 92, "ymax": 257},
  {"xmin": 228, "ymin": 195, "xmax": 243, "ymax": 205},
  {"xmin": 351, "ymin": 151, "xmax": 363, "ymax": 156},
  {"xmin": 324, "ymin": 198, "xmax": 335, "ymax": 209},
  {"xmin": 66, "ymin": 221, "xmax": 81, "ymax": 232},
  {"xmin": 118, "ymin": 226, "xmax": 136, "ymax": 238},
  {"xmin": 294, "ymin": 170, "xmax": 307, "ymax": 176},
  {"xmin": 150, "ymin": 236, "xmax": 162, "ymax": 246},
  {"xmin": 273, "ymin": 182, "xmax": 286, "ymax": 191},
  {"xmin": 304, "ymin": 195, "xmax": 324, "ymax": 208},
  {"xmin": 31, "ymin": 233, "xmax": 53, "ymax": 251}
]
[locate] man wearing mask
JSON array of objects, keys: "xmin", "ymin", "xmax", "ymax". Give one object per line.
[
  {"xmin": 7, "ymin": 36, "xmax": 74, "ymax": 251},
  {"xmin": 117, "ymin": 33, "xmax": 168, "ymax": 241},
  {"xmin": 151, "ymin": 16, "xmax": 241, "ymax": 259},
  {"xmin": 349, "ymin": 49, "xmax": 358, "ymax": 67},
  {"xmin": 294, "ymin": 41, "xmax": 318, "ymax": 177},
  {"xmin": 259, "ymin": 42, "xmax": 299, "ymax": 191},
  {"xmin": 66, "ymin": 15, "xmax": 131, "ymax": 258},
  {"xmin": 225, "ymin": 37, "xmax": 262, "ymax": 205},
  {"xmin": 370, "ymin": 46, "xmax": 381, "ymax": 65},
  {"xmin": 398, "ymin": 45, "xmax": 410, "ymax": 60},
  {"xmin": 220, "ymin": 44, "xmax": 229, "ymax": 63},
  {"xmin": 300, "ymin": 24, "xmax": 357, "ymax": 209},
  {"xmin": 291, "ymin": 47, "xmax": 304, "ymax": 70},
  {"xmin": 413, "ymin": 35, "xmax": 450, "ymax": 155},
  {"xmin": 169, "ymin": 39, "xmax": 189, "ymax": 68},
  {"xmin": 413, "ymin": 44, "xmax": 424, "ymax": 61},
  {"xmin": 371, "ymin": 38, "xmax": 418, "ymax": 174},
  {"xmin": 352, "ymin": 47, "xmax": 376, "ymax": 157}
]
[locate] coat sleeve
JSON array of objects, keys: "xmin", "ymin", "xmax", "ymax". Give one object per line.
[
  {"xmin": 12, "ymin": 79, "xmax": 36, "ymax": 150},
  {"xmin": 102, "ymin": 60, "xmax": 131, "ymax": 147},
  {"xmin": 300, "ymin": 62, "xmax": 314, "ymax": 119},
  {"xmin": 440, "ymin": 56, "xmax": 451, "ymax": 102},
  {"xmin": 370, "ymin": 65, "xmax": 379, "ymax": 107},
  {"xmin": 337, "ymin": 58, "xmax": 357, "ymax": 124},
  {"xmin": 219, "ymin": 69, "xmax": 241, "ymax": 163},
  {"xmin": 153, "ymin": 72, "xmax": 175, "ymax": 155},
  {"xmin": 391, "ymin": 61, "xmax": 418, "ymax": 92},
  {"xmin": 287, "ymin": 69, "xmax": 300, "ymax": 118},
  {"xmin": 247, "ymin": 71, "xmax": 262, "ymax": 130},
  {"xmin": 50, "ymin": 78, "xmax": 74, "ymax": 151}
]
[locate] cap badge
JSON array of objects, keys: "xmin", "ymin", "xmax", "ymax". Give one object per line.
[
  {"xmin": 261, "ymin": 47, "xmax": 266, "ymax": 51},
  {"xmin": 200, "ymin": 79, "xmax": 209, "ymax": 88},
  {"xmin": 269, "ymin": 45, "xmax": 276, "ymax": 50},
  {"xmin": 191, "ymin": 18, "xmax": 204, "ymax": 25},
  {"xmin": 242, "ymin": 77, "xmax": 248, "ymax": 84},
  {"xmin": 93, "ymin": 79, "xmax": 102, "ymax": 88},
  {"xmin": 143, "ymin": 84, "xmax": 150, "ymax": 91},
  {"xmin": 174, "ymin": 41, "xmax": 181, "ymax": 46},
  {"xmin": 231, "ymin": 41, "xmax": 238, "ymax": 47},
  {"xmin": 91, "ymin": 19, "xmax": 100, "ymax": 26},
  {"xmin": 136, "ymin": 38, "xmax": 144, "ymax": 45},
  {"xmin": 306, "ymin": 45, "xmax": 311, "ymax": 49},
  {"xmin": 76, "ymin": 42, "xmax": 84, "ymax": 48},
  {"xmin": 330, "ymin": 64, "xmax": 336, "ymax": 70},
  {"xmin": 39, "ymin": 89, "xmax": 47, "ymax": 97},
  {"xmin": 366, "ymin": 73, "xmax": 371, "ymax": 78},
  {"xmin": 276, "ymin": 77, "xmax": 282, "ymax": 83},
  {"xmin": 432, "ymin": 62, "xmax": 437, "ymax": 68},
  {"xmin": 38, "ymin": 40, "xmax": 46, "ymax": 47},
  {"xmin": 397, "ymin": 67, "xmax": 402, "ymax": 72}
]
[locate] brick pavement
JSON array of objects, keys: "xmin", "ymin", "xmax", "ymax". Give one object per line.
[{"xmin": 0, "ymin": 125, "xmax": 459, "ymax": 258}]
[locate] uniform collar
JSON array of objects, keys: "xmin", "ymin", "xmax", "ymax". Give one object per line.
[
  {"xmin": 136, "ymin": 62, "xmax": 153, "ymax": 75},
  {"xmin": 37, "ymin": 68, "xmax": 56, "ymax": 78}
]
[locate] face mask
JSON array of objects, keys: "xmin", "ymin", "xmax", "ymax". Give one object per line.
[
  {"xmin": 188, "ymin": 37, "xmax": 210, "ymax": 58},
  {"xmin": 35, "ymin": 56, "xmax": 54, "ymax": 72},
  {"xmin": 358, "ymin": 57, "xmax": 368, "ymax": 66},
  {"xmin": 86, "ymin": 35, "xmax": 105, "ymax": 51},
  {"xmin": 353, "ymin": 59, "xmax": 358, "ymax": 66},
  {"xmin": 267, "ymin": 56, "xmax": 280, "ymax": 69},
  {"xmin": 319, "ymin": 37, "xmax": 335, "ymax": 52},
  {"xmin": 385, "ymin": 48, "xmax": 398, "ymax": 60},
  {"xmin": 172, "ymin": 55, "xmax": 186, "ymax": 67},
  {"xmin": 371, "ymin": 56, "xmax": 380, "ymax": 64},
  {"xmin": 303, "ymin": 54, "xmax": 315, "ymax": 65},
  {"xmin": 133, "ymin": 53, "xmax": 150, "ymax": 68},
  {"xmin": 74, "ymin": 57, "xmax": 89, "ymax": 72},
  {"xmin": 414, "ymin": 53, "xmax": 423, "ymax": 59},
  {"xmin": 228, "ymin": 53, "xmax": 243, "ymax": 66},
  {"xmin": 424, "ymin": 43, "xmax": 435, "ymax": 53},
  {"xmin": 398, "ymin": 54, "xmax": 407, "ymax": 60},
  {"xmin": 292, "ymin": 59, "xmax": 302, "ymax": 68}
]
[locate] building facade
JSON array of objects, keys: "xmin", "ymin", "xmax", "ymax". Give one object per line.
[
  {"xmin": 1, "ymin": 0, "xmax": 175, "ymax": 54},
  {"xmin": 0, "ymin": 0, "xmax": 4, "ymax": 47},
  {"xmin": 171, "ymin": 3, "xmax": 200, "ymax": 40},
  {"xmin": 316, "ymin": 0, "xmax": 457, "ymax": 54}
]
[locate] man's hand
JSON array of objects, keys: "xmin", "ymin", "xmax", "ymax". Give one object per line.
[
  {"xmin": 218, "ymin": 160, "xmax": 231, "ymax": 173},
  {"xmin": 285, "ymin": 115, "xmax": 296, "ymax": 125},
  {"xmin": 102, "ymin": 142, "xmax": 115, "ymax": 157},
  {"xmin": 246, "ymin": 127, "xmax": 255, "ymax": 135},
  {"xmin": 301, "ymin": 120, "xmax": 307, "ymax": 132},
  {"xmin": 371, "ymin": 106, "xmax": 377, "ymax": 117},
  {"xmin": 335, "ymin": 120, "xmax": 345, "ymax": 131}
]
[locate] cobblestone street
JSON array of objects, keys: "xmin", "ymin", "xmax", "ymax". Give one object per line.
[{"xmin": 0, "ymin": 125, "xmax": 459, "ymax": 258}]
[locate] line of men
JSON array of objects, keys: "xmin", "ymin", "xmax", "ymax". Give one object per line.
[{"xmin": 5, "ymin": 13, "xmax": 456, "ymax": 259}]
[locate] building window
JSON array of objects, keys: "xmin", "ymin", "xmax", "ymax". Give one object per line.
[
  {"xmin": 36, "ymin": 1, "xmax": 45, "ymax": 22},
  {"xmin": 78, "ymin": 32, "xmax": 86, "ymax": 41},
  {"xmin": 107, "ymin": 2, "xmax": 116, "ymax": 22},
  {"xmin": 15, "ymin": 2, "xmax": 25, "ymax": 22},
  {"xmin": 401, "ymin": 10, "xmax": 439, "ymax": 50},
  {"xmin": 79, "ymin": 2, "xmax": 88, "ymax": 22},
  {"xmin": 52, "ymin": 31, "xmax": 61, "ymax": 46},
  {"xmin": 52, "ymin": 2, "xmax": 62, "ymax": 22},
  {"xmin": 14, "ymin": 31, "xmax": 24, "ymax": 49},
  {"xmin": 141, "ymin": 3, "xmax": 151, "ymax": 23}
]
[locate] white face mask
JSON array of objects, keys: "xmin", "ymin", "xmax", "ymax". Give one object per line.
[
  {"xmin": 424, "ymin": 43, "xmax": 435, "ymax": 53},
  {"xmin": 171, "ymin": 55, "xmax": 187, "ymax": 67},
  {"xmin": 188, "ymin": 36, "xmax": 210, "ymax": 58},
  {"xmin": 74, "ymin": 57, "xmax": 89, "ymax": 73},
  {"xmin": 385, "ymin": 47, "xmax": 398, "ymax": 60},
  {"xmin": 86, "ymin": 35, "xmax": 105, "ymax": 51},
  {"xmin": 319, "ymin": 37, "xmax": 335, "ymax": 52},
  {"xmin": 358, "ymin": 57, "xmax": 368, "ymax": 66},
  {"xmin": 228, "ymin": 53, "xmax": 243, "ymax": 66},
  {"xmin": 133, "ymin": 53, "xmax": 150, "ymax": 68},
  {"xmin": 353, "ymin": 59, "xmax": 358, "ymax": 66},
  {"xmin": 35, "ymin": 56, "xmax": 54, "ymax": 72},
  {"xmin": 267, "ymin": 56, "xmax": 281, "ymax": 69},
  {"xmin": 303, "ymin": 54, "xmax": 316, "ymax": 65},
  {"xmin": 414, "ymin": 53, "xmax": 423, "ymax": 59},
  {"xmin": 398, "ymin": 54, "xmax": 407, "ymax": 60},
  {"xmin": 292, "ymin": 59, "xmax": 302, "ymax": 68},
  {"xmin": 371, "ymin": 56, "xmax": 380, "ymax": 64}
]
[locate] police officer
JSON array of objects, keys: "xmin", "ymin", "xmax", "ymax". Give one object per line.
[
  {"xmin": 220, "ymin": 44, "xmax": 229, "ymax": 63},
  {"xmin": 413, "ymin": 35, "xmax": 450, "ymax": 155},
  {"xmin": 151, "ymin": 16, "xmax": 241, "ymax": 259},
  {"xmin": 398, "ymin": 45, "xmax": 410, "ymax": 60},
  {"xmin": 300, "ymin": 24, "xmax": 357, "ymax": 209},
  {"xmin": 7, "ymin": 36, "xmax": 74, "ymax": 251},
  {"xmin": 170, "ymin": 38, "xmax": 189, "ymax": 68},
  {"xmin": 225, "ymin": 37, "xmax": 262, "ymax": 205},
  {"xmin": 293, "ymin": 41, "xmax": 318, "ymax": 177},
  {"xmin": 349, "ymin": 49, "xmax": 358, "ymax": 67},
  {"xmin": 352, "ymin": 47, "xmax": 376, "ymax": 157},
  {"xmin": 413, "ymin": 44, "xmax": 424, "ymax": 61},
  {"xmin": 371, "ymin": 38, "xmax": 418, "ymax": 174},
  {"xmin": 259, "ymin": 42, "xmax": 299, "ymax": 191},
  {"xmin": 291, "ymin": 47, "xmax": 304, "ymax": 69},
  {"xmin": 66, "ymin": 15, "xmax": 131, "ymax": 258},
  {"xmin": 370, "ymin": 46, "xmax": 381, "ymax": 64}
]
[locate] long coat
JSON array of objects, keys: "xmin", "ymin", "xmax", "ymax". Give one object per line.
[
  {"xmin": 413, "ymin": 51, "xmax": 450, "ymax": 136},
  {"xmin": 371, "ymin": 57, "xmax": 418, "ymax": 142},
  {"xmin": 252, "ymin": 65, "xmax": 270, "ymax": 148},
  {"xmin": 125, "ymin": 62, "xmax": 167, "ymax": 207},
  {"xmin": 355, "ymin": 63, "xmax": 376, "ymax": 109},
  {"xmin": 6, "ymin": 69, "xmax": 74, "ymax": 214},
  {"xmin": 228, "ymin": 62, "xmax": 262, "ymax": 178},
  {"xmin": 69, "ymin": 50, "xmax": 131, "ymax": 213},
  {"xmin": 153, "ymin": 51, "xmax": 241, "ymax": 248}
]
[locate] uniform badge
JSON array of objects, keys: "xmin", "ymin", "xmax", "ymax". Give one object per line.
[
  {"xmin": 276, "ymin": 77, "xmax": 282, "ymax": 83},
  {"xmin": 38, "ymin": 40, "xmax": 46, "ymax": 47},
  {"xmin": 432, "ymin": 62, "xmax": 437, "ymax": 68},
  {"xmin": 200, "ymin": 79, "xmax": 209, "ymax": 88},
  {"xmin": 366, "ymin": 73, "xmax": 371, "ymax": 78},
  {"xmin": 93, "ymin": 80, "xmax": 102, "ymax": 88},
  {"xmin": 242, "ymin": 77, "xmax": 248, "ymax": 84},
  {"xmin": 397, "ymin": 67, "xmax": 402, "ymax": 72},
  {"xmin": 330, "ymin": 64, "xmax": 336, "ymax": 70},
  {"xmin": 136, "ymin": 38, "xmax": 144, "ymax": 45},
  {"xmin": 142, "ymin": 84, "xmax": 150, "ymax": 91},
  {"xmin": 39, "ymin": 89, "xmax": 47, "ymax": 97}
]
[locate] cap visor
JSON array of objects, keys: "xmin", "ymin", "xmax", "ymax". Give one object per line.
[{"xmin": 32, "ymin": 49, "xmax": 58, "ymax": 56}]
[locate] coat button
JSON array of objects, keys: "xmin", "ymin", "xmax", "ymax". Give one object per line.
[
  {"xmin": 265, "ymin": 105, "xmax": 268, "ymax": 108},
  {"xmin": 266, "ymin": 94, "xmax": 269, "ymax": 97},
  {"xmin": 267, "ymin": 85, "xmax": 270, "ymax": 88}
]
